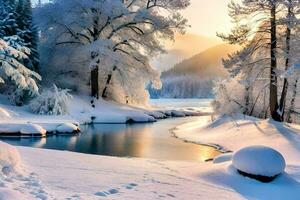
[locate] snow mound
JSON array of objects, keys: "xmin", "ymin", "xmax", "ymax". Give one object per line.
[
  {"xmin": 0, "ymin": 141, "xmax": 22, "ymax": 175},
  {"xmin": 0, "ymin": 188, "xmax": 27, "ymax": 200},
  {"xmin": 213, "ymin": 153, "xmax": 233, "ymax": 164},
  {"xmin": 56, "ymin": 123, "xmax": 80, "ymax": 133},
  {"xmin": 232, "ymin": 145, "xmax": 286, "ymax": 177},
  {"xmin": 20, "ymin": 124, "xmax": 47, "ymax": 136}
]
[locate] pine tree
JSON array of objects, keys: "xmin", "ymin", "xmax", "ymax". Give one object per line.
[
  {"xmin": 0, "ymin": 0, "xmax": 18, "ymax": 37},
  {"xmin": 0, "ymin": 37, "xmax": 41, "ymax": 105},
  {"xmin": 16, "ymin": 0, "xmax": 39, "ymax": 72},
  {"xmin": 0, "ymin": 0, "xmax": 41, "ymax": 105}
]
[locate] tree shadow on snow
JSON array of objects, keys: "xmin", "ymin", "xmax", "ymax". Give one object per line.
[
  {"xmin": 270, "ymin": 120, "xmax": 300, "ymax": 153},
  {"xmin": 200, "ymin": 164, "xmax": 300, "ymax": 200}
]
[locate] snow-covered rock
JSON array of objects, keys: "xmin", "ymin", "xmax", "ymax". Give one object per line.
[
  {"xmin": 171, "ymin": 110, "xmax": 186, "ymax": 117},
  {"xmin": 232, "ymin": 146, "xmax": 286, "ymax": 178},
  {"xmin": 20, "ymin": 124, "xmax": 47, "ymax": 136},
  {"xmin": 56, "ymin": 123, "xmax": 80, "ymax": 133},
  {"xmin": 0, "ymin": 141, "xmax": 22, "ymax": 175},
  {"xmin": 0, "ymin": 123, "xmax": 46, "ymax": 137},
  {"xmin": 213, "ymin": 153, "xmax": 233, "ymax": 164}
]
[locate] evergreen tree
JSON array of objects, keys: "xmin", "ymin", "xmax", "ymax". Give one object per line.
[
  {"xmin": 0, "ymin": 0, "xmax": 18, "ymax": 37},
  {"xmin": 0, "ymin": 0, "xmax": 41, "ymax": 105},
  {"xmin": 0, "ymin": 36, "xmax": 41, "ymax": 105},
  {"xmin": 16, "ymin": 0, "xmax": 39, "ymax": 72}
]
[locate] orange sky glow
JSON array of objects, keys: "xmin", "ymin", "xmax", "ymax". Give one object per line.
[{"xmin": 184, "ymin": 0, "xmax": 236, "ymax": 39}]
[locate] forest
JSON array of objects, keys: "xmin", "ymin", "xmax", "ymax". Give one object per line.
[
  {"xmin": 214, "ymin": 0, "xmax": 300, "ymax": 123},
  {"xmin": 0, "ymin": 0, "xmax": 189, "ymax": 111}
]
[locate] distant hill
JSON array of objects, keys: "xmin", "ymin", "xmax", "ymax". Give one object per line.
[
  {"xmin": 148, "ymin": 43, "xmax": 239, "ymax": 99},
  {"xmin": 151, "ymin": 33, "xmax": 221, "ymax": 71},
  {"xmin": 162, "ymin": 43, "xmax": 239, "ymax": 78}
]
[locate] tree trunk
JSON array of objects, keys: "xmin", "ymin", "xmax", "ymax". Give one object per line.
[
  {"xmin": 287, "ymin": 78, "xmax": 298, "ymax": 123},
  {"xmin": 91, "ymin": 52, "xmax": 99, "ymax": 99},
  {"xmin": 244, "ymin": 85, "xmax": 251, "ymax": 115},
  {"xmin": 102, "ymin": 65, "xmax": 117, "ymax": 99},
  {"xmin": 269, "ymin": 3, "xmax": 281, "ymax": 121},
  {"xmin": 279, "ymin": 0, "xmax": 292, "ymax": 121}
]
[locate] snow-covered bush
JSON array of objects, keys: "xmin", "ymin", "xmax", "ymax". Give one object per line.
[
  {"xmin": 30, "ymin": 85, "xmax": 72, "ymax": 115},
  {"xmin": 212, "ymin": 79, "xmax": 245, "ymax": 116}
]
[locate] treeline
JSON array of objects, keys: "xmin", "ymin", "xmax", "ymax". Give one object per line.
[
  {"xmin": 0, "ymin": 0, "xmax": 191, "ymax": 111},
  {"xmin": 149, "ymin": 76, "xmax": 214, "ymax": 99}
]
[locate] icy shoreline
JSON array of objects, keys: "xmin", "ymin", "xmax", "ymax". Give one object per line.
[{"xmin": 0, "ymin": 96, "xmax": 207, "ymax": 137}]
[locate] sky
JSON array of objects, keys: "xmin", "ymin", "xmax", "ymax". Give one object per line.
[
  {"xmin": 33, "ymin": 0, "xmax": 234, "ymax": 39},
  {"xmin": 183, "ymin": 0, "xmax": 234, "ymax": 39}
]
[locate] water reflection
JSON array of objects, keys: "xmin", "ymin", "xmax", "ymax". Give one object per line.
[{"xmin": 1, "ymin": 117, "xmax": 220, "ymax": 161}]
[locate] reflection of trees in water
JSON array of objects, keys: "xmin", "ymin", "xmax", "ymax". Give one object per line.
[
  {"xmin": 0, "ymin": 121, "xmax": 221, "ymax": 161},
  {"xmin": 70, "ymin": 124, "xmax": 152, "ymax": 157}
]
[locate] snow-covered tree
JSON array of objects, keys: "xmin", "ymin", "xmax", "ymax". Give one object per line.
[
  {"xmin": 16, "ymin": 0, "xmax": 40, "ymax": 72},
  {"xmin": 216, "ymin": 0, "xmax": 300, "ymax": 121},
  {"xmin": 35, "ymin": 0, "xmax": 189, "ymax": 106},
  {"xmin": 0, "ymin": 37, "xmax": 41, "ymax": 105},
  {"xmin": 0, "ymin": 0, "xmax": 18, "ymax": 37}
]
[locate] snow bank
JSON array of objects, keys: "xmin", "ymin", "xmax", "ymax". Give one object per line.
[
  {"xmin": 173, "ymin": 115, "xmax": 300, "ymax": 162},
  {"xmin": 68, "ymin": 96, "xmax": 202, "ymax": 124},
  {"xmin": 0, "ymin": 141, "xmax": 22, "ymax": 175},
  {"xmin": 0, "ymin": 123, "xmax": 46, "ymax": 137},
  {"xmin": 232, "ymin": 146, "xmax": 286, "ymax": 177},
  {"xmin": 20, "ymin": 124, "xmax": 46, "ymax": 135}
]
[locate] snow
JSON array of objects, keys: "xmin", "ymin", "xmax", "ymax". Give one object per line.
[
  {"xmin": 0, "ymin": 189, "xmax": 28, "ymax": 200},
  {"xmin": 0, "ymin": 141, "xmax": 22, "ymax": 174},
  {"xmin": 173, "ymin": 115, "xmax": 300, "ymax": 162},
  {"xmin": 0, "ymin": 123, "xmax": 46, "ymax": 137},
  {"xmin": 232, "ymin": 146, "xmax": 286, "ymax": 177},
  {"xmin": 20, "ymin": 124, "xmax": 46, "ymax": 135},
  {"xmin": 14, "ymin": 147, "xmax": 244, "ymax": 200},
  {"xmin": 0, "ymin": 96, "xmax": 203, "ymax": 136},
  {"xmin": 213, "ymin": 153, "xmax": 233, "ymax": 164},
  {"xmin": 55, "ymin": 123, "xmax": 79, "ymax": 133},
  {"xmin": 2, "ymin": 112, "xmax": 300, "ymax": 199}
]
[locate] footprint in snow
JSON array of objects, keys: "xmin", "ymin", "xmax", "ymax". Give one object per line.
[
  {"xmin": 125, "ymin": 183, "xmax": 138, "ymax": 190},
  {"xmin": 95, "ymin": 188, "xmax": 119, "ymax": 197}
]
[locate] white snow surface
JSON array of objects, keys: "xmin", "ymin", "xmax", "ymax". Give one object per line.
[
  {"xmin": 213, "ymin": 153, "xmax": 233, "ymax": 164},
  {"xmin": 0, "ymin": 141, "xmax": 22, "ymax": 174},
  {"xmin": 232, "ymin": 146, "xmax": 286, "ymax": 177},
  {"xmin": 20, "ymin": 124, "xmax": 46, "ymax": 135},
  {"xmin": 56, "ymin": 123, "xmax": 79, "ymax": 133},
  {"xmin": 2, "ymin": 113, "xmax": 300, "ymax": 199},
  {"xmin": 0, "ymin": 96, "xmax": 204, "ymax": 135}
]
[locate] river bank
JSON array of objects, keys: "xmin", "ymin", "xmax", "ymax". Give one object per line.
[
  {"xmin": 0, "ymin": 96, "xmax": 206, "ymax": 137},
  {"xmin": 2, "ymin": 113, "xmax": 300, "ymax": 199}
]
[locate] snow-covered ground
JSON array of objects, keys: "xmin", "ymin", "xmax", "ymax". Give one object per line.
[
  {"xmin": 1, "ymin": 114, "xmax": 300, "ymax": 199},
  {"xmin": 0, "ymin": 96, "xmax": 205, "ymax": 136}
]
